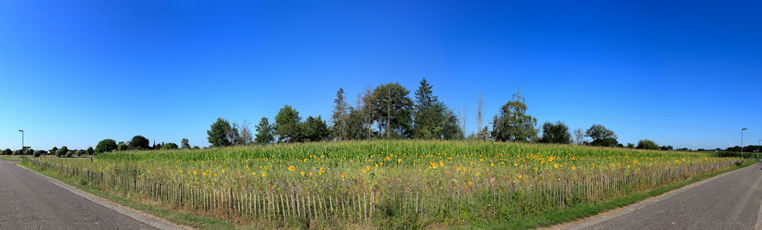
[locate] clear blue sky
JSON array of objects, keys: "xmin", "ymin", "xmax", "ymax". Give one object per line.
[{"xmin": 2, "ymin": 0, "xmax": 760, "ymax": 151}]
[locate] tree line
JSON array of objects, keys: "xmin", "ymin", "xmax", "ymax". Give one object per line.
[
  {"xmin": 203, "ymin": 78, "xmax": 633, "ymax": 149},
  {"xmin": 23, "ymin": 79, "xmax": 709, "ymax": 155}
]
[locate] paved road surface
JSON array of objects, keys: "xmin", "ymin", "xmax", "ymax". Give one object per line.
[
  {"xmin": 570, "ymin": 162, "xmax": 762, "ymax": 230},
  {"xmin": 0, "ymin": 159, "xmax": 159, "ymax": 230}
]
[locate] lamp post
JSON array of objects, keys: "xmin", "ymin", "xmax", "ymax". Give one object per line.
[
  {"xmin": 741, "ymin": 128, "xmax": 747, "ymax": 160},
  {"xmin": 757, "ymin": 139, "xmax": 762, "ymax": 160},
  {"xmin": 18, "ymin": 130, "xmax": 23, "ymax": 157}
]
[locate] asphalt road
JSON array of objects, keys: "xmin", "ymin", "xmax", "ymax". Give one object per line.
[
  {"xmin": 571, "ymin": 162, "xmax": 762, "ymax": 230},
  {"xmin": 0, "ymin": 159, "xmax": 159, "ymax": 230}
]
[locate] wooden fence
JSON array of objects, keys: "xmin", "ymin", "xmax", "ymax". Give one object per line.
[{"xmin": 22, "ymin": 158, "xmax": 744, "ymax": 222}]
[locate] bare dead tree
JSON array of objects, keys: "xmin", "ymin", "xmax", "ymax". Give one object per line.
[
  {"xmin": 239, "ymin": 119, "xmax": 253, "ymax": 145},
  {"xmin": 360, "ymin": 85, "xmax": 377, "ymax": 137},
  {"xmin": 574, "ymin": 128, "xmax": 585, "ymax": 145},
  {"xmin": 457, "ymin": 105, "xmax": 467, "ymax": 137},
  {"xmin": 476, "ymin": 91, "xmax": 485, "ymax": 140}
]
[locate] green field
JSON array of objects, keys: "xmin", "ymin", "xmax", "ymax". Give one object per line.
[{"xmin": 24, "ymin": 140, "xmax": 743, "ymax": 229}]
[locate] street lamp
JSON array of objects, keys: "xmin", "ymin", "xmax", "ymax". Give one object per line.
[
  {"xmin": 741, "ymin": 128, "xmax": 747, "ymax": 160},
  {"xmin": 18, "ymin": 130, "xmax": 23, "ymax": 157}
]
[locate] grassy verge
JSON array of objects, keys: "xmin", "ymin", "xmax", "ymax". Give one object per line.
[
  {"xmin": 0, "ymin": 156, "xmax": 23, "ymax": 162},
  {"xmin": 19, "ymin": 161, "xmax": 237, "ymax": 230},
  {"xmin": 477, "ymin": 160, "xmax": 759, "ymax": 230}
]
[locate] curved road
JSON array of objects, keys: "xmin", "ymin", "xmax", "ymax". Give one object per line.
[
  {"xmin": 568, "ymin": 162, "xmax": 762, "ymax": 230},
  {"xmin": 0, "ymin": 159, "xmax": 159, "ymax": 230}
]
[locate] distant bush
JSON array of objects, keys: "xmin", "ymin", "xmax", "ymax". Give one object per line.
[
  {"xmin": 636, "ymin": 139, "xmax": 660, "ymax": 150},
  {"xmin": 95, "ymin": 139, "xmax": 117, "ymax": 153},
  {"xmin": 66, "ymin": 150, "xmax": 74, "ymax": 158},
  {"xmin": 3, "ymin": 148, "xmax": 10, "ymax": 155},
  {"xmin": 193, "ymin": 146, "xmax": 200, "ymax": 150},
  {"xmin": 50, "ymin": 146, "xmax": 58, "ymax": 155},
  {"xmin": 117, "ymin": 142, "xmax": 127, "ymax": 151},
  {"xmin": 33, "ymin": 150, "xmax": 44, "ymax": 157},
  {"xmin": 13, "ymin": 150, "xmax": 21, "ymax": 155},
  {"xmin": 86, "ymin": 146, "xmax": 94, "ymax": 155},
  {"xmin": 57, "ymin": 146, "xmax": 69, "ymax": 157},
  {"xmin": 160, "ymin": 142, "xmax": 179, "ymax": 150}
]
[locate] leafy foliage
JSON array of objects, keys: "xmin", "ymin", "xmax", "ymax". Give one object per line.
[
  {"xmin": 3, "ymin": 148, "xmax": 10, "ymax": 155},
  {"xmin": 50, "ymin": 146, "xmax": 58, "ymax": 155},
  {"xmin": 207, "ymin": 118, "xmax": 233, "ymax": 147},
  {"xmin": 117, "ymin": 142, "xmax": 128, "ymax": 151},
  {"xmin": 181, "ymin": 138, "xmax": 191, "ymax": 149},
  {"xmin": 373, "ymin": 82, "xmax": 414, "ymax": 138},
  {"xmin": 160, "ymin": 142, "xmax": 179, "ymax": 150},
  {"xmin": 586, "ymin": 124, "xmax": 618, "ymax": 147},
  {"xmin": 301, "ymin": 115, "xmax": 331, "ymax": 142},
  {"xmin": 254, "ymin": 117, "xmax": 275, "ymax": 145},
  {"xmin": 129, "ymin": 135, "xmax": 150, "ymax": 150},
  {"xmin": 34, "ymin": 150, "xmax": 44, "ymax": 157},
  {"xmin": 491, "ymin": 100, "xmax": 538, "ymax": 142},
  {"xmin": 274, "ymin": 105, "xmax": 302, "ymax": 143},
  {"xmin": 539, "ymin": 121, "xmax": 572, "ymax": 144},
  {"xmin": 57, "ymin": 146, "xmax": 69, "ymax": 157},
  {"xmin": 95, "ymin": 139, "xmax": 117, "ymax": 153},
  {"xmin": 87, "ymin": 146, "xmax": 94, "ymax": 155}
]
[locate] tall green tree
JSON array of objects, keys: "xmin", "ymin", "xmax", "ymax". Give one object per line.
[
  {"xmin": 332, "ymin": 88, "xmax": 349, "ymax": 141},
  {"xmin": 254, "ymin": 117, "xmax": 275, "ymax": 145},
  {"xmin": 207, "ymin": 117, "xmax": 233, "ymax": 147},
  {"xmin": 301, "ymin": 115, "xmax": 331, "ymax": 142},
  {"xmin": 538, "ymin": 121, "xmax": 572, "ymax": 144},
  {"xmin": 586, "ymin": 124, "xmax": 618, "ymax": 147},
  {"xmin": 412, "ymin": 78, "xmax": 439, "ymax": 139},
  {"xmin": 129, "ymin": 135, "xmax": 150, "ymax": 150},
  {"xmin": 491, "ymin": 100, "xmax": 538, "ymax": 142},
  {"xmin": 181, "ymin": 138, "xmax": 190, "ymax": 149},
  {"xmin": 345, "ymin": 107, "xmax": 368, "ymax": 140},
  {"xmin": 95, "ymin": 139, "xmax": 116, "ymax": 153},
  {"xmin": 86, "ymin": 146, "xmax": 94, "ymax": 155},
  {"xmin": 373, "ymin": 82, "xmax": 414, "ymax": 138},
  {"xmin": 274, "ymin": 105, "xmax": 302, "ymax": 143}
]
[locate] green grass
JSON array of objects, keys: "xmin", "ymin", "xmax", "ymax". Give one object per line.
[{"xmin": 0, "ymin": 156, "xmax": 23, "ymax": 162}]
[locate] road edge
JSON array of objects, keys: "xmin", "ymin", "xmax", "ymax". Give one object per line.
[
  {"xmin": 13, "ymin": 161, "xmax": 192, "ymax": 230},
  {"xmin": 561, "ymin": 161, "xmax": 761, "ymax": 230}
]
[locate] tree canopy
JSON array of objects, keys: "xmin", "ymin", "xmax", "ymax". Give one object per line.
[
  {"xmin": 491, "ymin": 100, "xmax": 537, "ymax": 142},
  {"xmin": 373, "ymin": 82, "xmax": 414, "ymax": 138},
  {"xmin": 274, "ymin": 105, "xmax": 302, "ymax": 143},
  {"xmin": 539, "ymin": 121, "xmax": 572, "ymax": 144},
  {"xmin": 301, "ymin": 115, "xmax": 331, "ymax": 142},
  {"xmin": 129, "ymin": 135, "xmax": 150, "ymax": 150},
  {"xmin": 95, "ymin": 139, "xmax": 117, "ymax": 153},
  {"xmin": 586, "ymin": 124, "xmax": 618, "ymax": 147},
  {"xmin": 207, "ymin": 117, "xmax": 233, "ymax": 147},
  {"xmin": 636, "ymin": 138, "xmax": 660, "ymax": 150},
  {"xmin": 254, "ymin": 117, "xmax": 275, "ymax": 145}
]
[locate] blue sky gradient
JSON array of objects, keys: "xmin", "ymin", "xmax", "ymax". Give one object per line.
[{"xmin": 2, "ymin": 0, "xmax": 761, "ymax": 150}]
